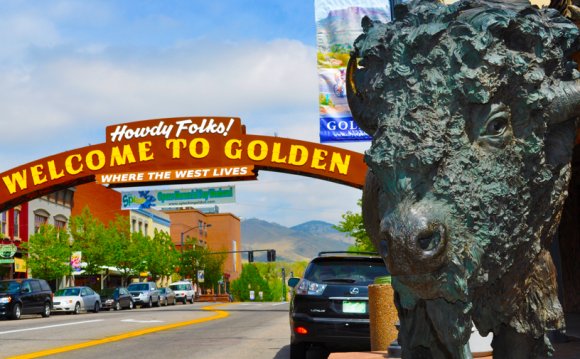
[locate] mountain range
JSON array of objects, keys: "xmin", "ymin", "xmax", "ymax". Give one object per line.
[{"xmin": 240, "ymin": 219, "xmax": 354, "ymax": 262}]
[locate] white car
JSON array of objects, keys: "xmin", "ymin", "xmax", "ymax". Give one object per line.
[
  {"xmin": 52, "ymin": 286, "xmax": 101, "ymax": 314},
  {"xmin": 169, "ymin": 281, "xmax": 195, "ymax": 304}
]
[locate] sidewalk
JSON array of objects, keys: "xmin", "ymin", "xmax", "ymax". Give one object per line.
[{"xmin": 329, "ymin": 313, "xmax": 580, "ymax": 359}]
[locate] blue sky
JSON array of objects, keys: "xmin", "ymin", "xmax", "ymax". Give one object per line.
[{"xmin": 0, "ymin": 0, "xmax": 371, "ymax": 227}]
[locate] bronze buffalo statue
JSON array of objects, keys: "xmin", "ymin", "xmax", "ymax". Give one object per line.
[{"xmin": 346, "ymin": 0, "xmax": 580, "ymax": 357}]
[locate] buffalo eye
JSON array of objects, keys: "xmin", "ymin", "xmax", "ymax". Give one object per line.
[
  {"xmin": 483, "ymin": 116, "xmax": 508, "ymax": 137},
  {"xmin": 476, "ymin": 104, "xmax": 512, "ymax": 148}
]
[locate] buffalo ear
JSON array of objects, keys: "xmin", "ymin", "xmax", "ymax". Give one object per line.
[
  {"xmin": 346, "ymin": 54, "xmax": 377, "ymax": 135},
  {"xmin": 362, "ymin": 170, "xmax": 384, "ymax": 254}
]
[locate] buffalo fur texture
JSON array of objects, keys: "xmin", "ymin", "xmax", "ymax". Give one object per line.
[{"xmin": 349, "ymin": 0, "xmax": 580, "ymax": 357}]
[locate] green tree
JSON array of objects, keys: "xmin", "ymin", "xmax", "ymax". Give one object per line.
[
  {"xmin": 147, "ymin": 230, "xmax": 179, "ymax": 281},
  {"xmin": 334, "ymin": 199, "xmax": 376, "ymax": 252},
  {"xmin": 179, "ymin": 238, "xmax": 201, "ymax": 281},
  {"xmin": 68, "ymin": 207, "xmax": 112, "ymax": 275},
  {"xmin": 200, "ymin": 248, "xmax": 227, "ymax": 291},
  {"xmin": 106, "ymin": 215, "xmax": 138, "ymax": 285},
  {"xmin": 23, "ymin": 225, "xmax": 71, "ymax": 280},
  {"xmin": 231, "ymin": 263, "xmax": 271, "ymax": 301}
]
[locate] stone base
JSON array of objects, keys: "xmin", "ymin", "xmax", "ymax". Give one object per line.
[{"xmin": 328, "ymin": 351, "xmax": 493, "ymax": 359}]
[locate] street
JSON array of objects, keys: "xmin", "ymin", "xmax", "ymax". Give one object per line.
[{"xmin": 0, "ymin": 302, "xmax": 292, "ymax": 359}]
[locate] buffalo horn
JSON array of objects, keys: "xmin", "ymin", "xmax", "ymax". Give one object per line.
[
  {"xmin": 346, "ymin": 53, "xmax": 377, "ymax": 135},
  {"xmin": 546, "ymin": 80, "xmax": 580, "ymax": 124}
]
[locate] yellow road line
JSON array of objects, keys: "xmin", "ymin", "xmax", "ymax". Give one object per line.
[{"xmin": 7, "ymin": 304, "xmax": 231, "ymax": 359}]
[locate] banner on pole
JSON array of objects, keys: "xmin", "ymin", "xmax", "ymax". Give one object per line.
[{"xmin": 315, "ymin": 0, "xmax": 391, "ymax": 142}]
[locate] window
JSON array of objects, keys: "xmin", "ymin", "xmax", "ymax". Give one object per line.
[
  {"xmin": 1, "ymin": 212, "xmax": 6, "ymax": 237},
  {"xmin": 13, "ymin": 209, "xmax": 20, "ymax": 238},
  {"xmin": 54, "ymin": 215, "xmax": 67, "ymax": 229},
  {"xmin": 198, "ymin": 220, "xmax": 203, "ymax": 236},
  {"xmin": 34, "ymin": 210, "xmax": 49, "ymax": 233},
  {"xmin": 144, "ymin": 223, "xmax": 149, "ymax": 236},
  {"xmin": 30, "ymin": 280, "xmax": 41, "ymax": 292},
  {"xmin": 132, "ymin": 218, "xmax": 137, "ymax": 233}
]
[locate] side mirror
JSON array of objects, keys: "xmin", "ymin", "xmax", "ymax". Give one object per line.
[
  {"xmin": 22, "ymin": 287, "xmax": 31, "ymax": 293},
  {"xmin": 287, "ymin": 277, "xmax": 300, "ymax": 288}
]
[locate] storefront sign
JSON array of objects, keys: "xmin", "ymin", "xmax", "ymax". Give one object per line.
[
  {"xmin": 14, "ymin": 257, "xmax": 26, "ymax": 272},
  {"xmin": 0, "ymin": 117, "xmax": 367, "ymax": 212},
  {"xmin": 0, "ymin": 243, "xmax": 17, "ymax": 259},
  {"xmin": 121, "ymin": 186, "xmax": 235, "ymax": 210}
]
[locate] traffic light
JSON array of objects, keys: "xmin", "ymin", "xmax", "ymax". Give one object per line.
[
  {"xmin": 267, "ymin": 249, "xmax": 276, "ymax": 262},
  {"xmin": 248, "ymin": 251, "xmax": 254, "ymax": 263}
]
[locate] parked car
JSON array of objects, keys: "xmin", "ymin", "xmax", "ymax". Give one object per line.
[
  {"xmin": 100, "ymin": 287, "xmax": 134, "ymax": 311},
  {"xmin": 0, "ymin": 278, "xmax": 53, "ymax": 320},
  {"xmin": 52, "ymin": 286, "xmax": 101, "ymax": 314},
  {"xmin": 159, "ymin": 287, "xmax": 176, "ymax": 306},
  {"xmin": 127, "ymin": 282, "xmax": 160, "ymax": 308},
  {"xmin": 288, "ymin": 252, "xmax": 390, "ymax": 358},
  {"xmin": 169, "ymin": 281, "xmax": 195, "ymax": 304}
]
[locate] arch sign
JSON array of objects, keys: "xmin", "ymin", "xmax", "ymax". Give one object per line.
[{"xmin": 0, "ymin": 117, "xmax": 367, "ymax": 212}]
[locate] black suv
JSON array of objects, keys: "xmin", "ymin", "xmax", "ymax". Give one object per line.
[
  {"xmin": 288, "ymin": 252, "xmax": 390, "ymax": 358},
  {"xmin": 0, "ymin": 278, "xmax": 53, "ymax": 320}
]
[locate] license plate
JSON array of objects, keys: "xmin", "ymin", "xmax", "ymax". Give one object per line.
[{"xmin": 342, "ymin": 301, "xmax": 366, "ymax": 314}]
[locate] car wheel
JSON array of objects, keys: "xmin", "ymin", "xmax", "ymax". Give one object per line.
[
  {"xmin": 172, "ymin": 298, "xmax": 176, "ymax": 305},
  {"xmin": 114, "ymin": 301, "xmax": 121, "ymax": 311},
  {"xmin": 73, "ymin": 302, "xmax": 81, "ymax": 315},
  {"xmin": 154, "ymin": 298, "xmax": 160, "ymax": 307},
  {"xmin": 129, "ymin": 300, "xmax": 134, "ymax": 310},
  {"xmin": 189, "ymin": 296, "xmax": 194, "ymax": 304},
  {"xmin": 93, "ymin": 302, "xmax": 100, "ymax": 313},
  {"xmin": 147, "ymin": 297, "xmax": 153, "ymax": 308},
  {"xmin": 290, "ymin": 342, "xmax": 307, "ymax": 359},
  {"xmin": 10, "ymin": 303, "xmax": 22, "ymax": 320},
  {"xmin": 41, "ymin": 302, "xmax": 51, "ymax": 318}
]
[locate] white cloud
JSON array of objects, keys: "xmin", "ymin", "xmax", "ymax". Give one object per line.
[{"xmin": 0, "ymin": 3, "xmax": 368, "ymax": 227}]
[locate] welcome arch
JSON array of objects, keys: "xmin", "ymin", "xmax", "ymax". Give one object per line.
[{"xmin": 0, "ymin": 117, "xmax": 367, "ymax": 211}]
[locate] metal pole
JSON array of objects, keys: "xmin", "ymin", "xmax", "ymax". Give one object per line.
[
  {"xmin": 282, "ymin": 268, "xmax": 286, "ymax": 301},
  {"xmin": 69, "ymin": 246, "xmax": 73, "ymax": 287}
]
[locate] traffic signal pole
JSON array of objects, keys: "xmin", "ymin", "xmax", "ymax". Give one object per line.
[{"xmin": 205, "ymin": 249, "xmax": 277, "ymax": 262}]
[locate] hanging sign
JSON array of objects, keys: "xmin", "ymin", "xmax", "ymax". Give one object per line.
[
  {"xmin": 121, "ymin": 186, "xmax": 235, "ymax": 210},
  {"xmin": 0, "ymin": 117, "xmax": 367, "ymax": 212}
]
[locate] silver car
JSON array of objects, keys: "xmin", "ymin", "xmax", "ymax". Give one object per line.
[
  {"xmin": 53, "ymin": 286, "xmax": 101, "ymax": 314},
  {"xmin": 159, "ymin": 287, "xmax": 176, "ymax": 306},
  {"xmin": 127, "ymin": 282, "xmax": 160, "ymax": 308}
]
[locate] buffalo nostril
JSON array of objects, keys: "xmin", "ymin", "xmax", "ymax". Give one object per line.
[{"xmin": 416, "ymin": 227, "xmax": 442, "ymax": 252}]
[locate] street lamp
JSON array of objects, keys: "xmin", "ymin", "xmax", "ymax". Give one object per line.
[
  {"xmin": 68, "ymin": 236, "xmax": 74, "ymax": 287},
  {"xmin": 180, "ymin": 223, "xmax": 212, "ymax": 254},
  {"xmin": 179, "ymin": 223, "xmax": 212, "ymax": 284}
]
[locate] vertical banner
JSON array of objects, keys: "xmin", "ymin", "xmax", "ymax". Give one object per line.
[
  {"xmin": 315, "ymin": 0, "xmax": 391, "ymax": 142},
  {"xmin": 71, "ymin": 251, "xmax": 82, "ymax": 273}
]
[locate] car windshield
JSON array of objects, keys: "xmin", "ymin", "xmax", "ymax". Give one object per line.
[
  {"xmin": 55, "ymin": 288, "xmax": 80, "ymax": 296},
  {"xmin": 159, "ymin": 288, "xmax": 167, "ymax": 294},
  {"xmin": 0, "ymin": 281, "xmax": 20, "ymax": 293},
  {"xmin": 169, "ymin": 284, "xmax": 189, "ymax": 290},
  {"xmin": 305, "ymin": 260, "xmax": 389, "ymax": 285},
  {"xmin": 128, "ymin": 283, "xmax": 149, "ymax": 291}
]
